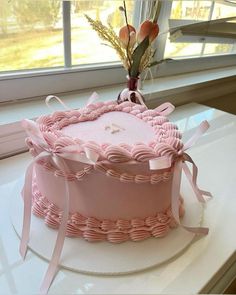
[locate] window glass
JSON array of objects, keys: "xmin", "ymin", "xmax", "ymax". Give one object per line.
[
  {"xmin": 206, "ymin": 2, "xmax": 236, "ymax": 55},
  {"xmin": 164, "ymin": 40, "xmax": 203, "ymax": 58},
  {"xmin": 170, "ymin": 0, "xmax": 211, "ymax": 21},
  {"xmin": 203, "ymin": 43, "xmax": 234, "ymax": 55},
  {"xmin": 71, "ymin": 0, "xmax": 134, "ymax": 66},
  {"xmin": 212, "ymin": 2, "xmax": 236, "ymax": 19},
  {"xmin": 0, "ymin": 0, "xmax": 63, "ymax": 72},
  {"xmin": 165, "ymin": 0, "xmax": 236, "ymax": 58}
]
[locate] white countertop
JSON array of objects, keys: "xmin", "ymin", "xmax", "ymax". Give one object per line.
[{"xmin": 0, "ymin": 103, "xmax": 236, "ymax": 294}]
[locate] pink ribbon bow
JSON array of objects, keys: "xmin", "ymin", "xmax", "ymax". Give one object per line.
[
  {"xmin": 21, "ymin": 151, "xmax": 70, "ymax": 293},
  {"xmin": 20, "ymin": 92, "xmax": 102, "ymax": 294},
  {"xmin": 149, "ymin": 120, "xmax": 212, "ymax": 235},
  {"xmin": 20, "ymin": 119, "xmax": 99, "ymax": 294}
]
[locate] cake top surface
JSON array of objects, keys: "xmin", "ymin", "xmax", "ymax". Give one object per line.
[
  {"xmin": 61, "ymin": 111, "xmax": 156, "ymax": 145},
  {"xmin": 35, "ymin": 100, "xmax": 183, "ymax": 163}
]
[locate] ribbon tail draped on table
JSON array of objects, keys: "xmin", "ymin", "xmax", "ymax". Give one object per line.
[
  {"xmin": 171, "ymin": 156, "xmax": 211, "ymax": 236},
  {"xmin": 20, "ymin": 149, "xmax": 99, "ymax": 294},
  {"xmin": 149, "ymin": 120, "xmax": 212, "ymax": 235},
  {"xmin": 20, "ymin": 116, "xmax": 100, "ymax": 294},
  {"xmin": 19, "ymin": 152, "xmax": 70, "ymax": 294},
  {"xmin": 39, "ymin": 156, "xmax": 70, "ymax": 295}
]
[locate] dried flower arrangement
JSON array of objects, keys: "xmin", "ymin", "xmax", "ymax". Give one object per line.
[{"xmin": 85, "ymin": 1, "xmax": 164, "ymax": 104}]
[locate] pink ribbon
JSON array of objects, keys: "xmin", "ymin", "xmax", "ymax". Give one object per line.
[
  {"xmin": 149, "ymin": 120, "xmax": 210, "ymax": 170},
  {"xmin": 20, "ymin": 92, "xmax": 106, "ymax": 293},
  {"xmin": 20, "ymin": 151, "xmax": 71, "ymax": 294},
  {"xmin": 39, "ymin": 154, "xmax": 70, "ymax": 294},
  {"xmin": 45, "ymin": 92, "xmax": 100, "ymax": 111},
  {"xmin": 171, "ymin": 153, "xmax": 212, "ymax": 235},
  {"xmin": 154, "ymin": 102, "xmax": 175, "ymax": 116},
  {"xmin": 86, "ymin": 92, "xmax": 99, "ymax": 106},
  {"xmin": 20, "ymin": 119, "xmax": 99, "ymax": 294},
  {"xmin": 45, "ymin": 95, "xmax": 71, "ymax": 111},
  {"xmin": 183, "ymin": 121, "xmax": 210, "ymax": 151},
  {"xmin": 149, "ymin": 120, "xmax": 212, "ymax": 235},
  {"xmin": 119, "ymin": 88, "xmax": 146, "ymax": 106}
]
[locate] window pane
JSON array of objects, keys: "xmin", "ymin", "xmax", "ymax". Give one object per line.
[
  {"xmin": 203, "ymin": 43, "xmax": 234, "ymax": 55},
  {"xmin": 165, "ymin": 0, "xmax": 212, "ymax": 58},
  {"xmin": 71, "ymin": 0, "xmax": 134, "ymax": 66},
  {"xmin": 212, "ymin": 2, "xmax": 236, "ymax": 19},
  {"xmin": 170, "ymin": 0, "xmax": 211, "ymax": 21},
  {"xmin": 165, "ymin": 0, "xmax": 236, "ymax": 59},
  {"xmin": 204, "ymin": 2, "xmax": 236, "ymax": 56},
  {"xmin": 164, "ymin": 40, "xmax": 203, "ymax": 58},
  {"xmin": 0, "ymin": 0, "xmax": 63, "ymax": 72}
]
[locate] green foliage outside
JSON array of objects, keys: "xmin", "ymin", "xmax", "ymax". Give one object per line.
[
  {"xmin": 0, "ymin": 0, "xmax": 62, "ymax": 71},
  {"xmin": 0, "ymin": 30, "xmax": 64, "ymax": 71},
  {"xmin": 13, "ymin": 0, "xmax": 60, "ymax": 30},
  {"xmin": 0, "ymin": 0, "xmax": 11, "ymax": 34},
  {"xmin": 0, "ymin": 0, "xmax": 60, "ymax": 34},
  {"xmin": 73, "ymin": 0, "xmax": 105, "ymax": 13},
  {"xmin": 0, "ymin": 1, "xmax": 127, "ymax": 72}
]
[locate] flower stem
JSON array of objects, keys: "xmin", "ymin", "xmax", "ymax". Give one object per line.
[
  {"xmin": 123, "ymin": 0, "xmax": 132, "ymax": 75},
  {"xmin": 153, "ymin": 1, "xmax": 162, "ymax": 23}
]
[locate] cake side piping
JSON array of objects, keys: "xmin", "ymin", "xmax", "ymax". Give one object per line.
[{"xmin": 32, "ymin": 181, "xmax": 185, "ymax": 243}]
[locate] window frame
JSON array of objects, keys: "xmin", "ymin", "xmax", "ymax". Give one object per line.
[
  {"xmin": 0, "ymin": 0, "xmax": 236, "ymax": 104},
  {"xmin": 154, "ymin": 0, "xmax": 236, "ymax": 74},
  {"xmin": 0, "ymin": 63, "xmax": 126, "ymax": 102},
  {"xmin": 0, "ymin": 0, "xmax": 140, "ymax": 103}
]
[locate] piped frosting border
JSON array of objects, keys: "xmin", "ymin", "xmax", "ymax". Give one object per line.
[
  {"xmin": 32, "ymin": 181, "xmax": 185, "ymax": 243},
  {"xmin": 33, "ymin": 101, "xmax": 184, "ymax": 163}
]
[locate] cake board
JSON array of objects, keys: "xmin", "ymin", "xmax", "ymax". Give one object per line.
[{"xmin": 10, "ymin": 177, "xmax": 204, "ymax": 275}]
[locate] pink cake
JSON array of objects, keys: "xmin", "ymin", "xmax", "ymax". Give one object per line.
[
  {"xmin": 20, "ymin": 98, "xmax": 211, "ymax": 294},
  {"xmin": 24, "ymin": 100, "xmax": 186, "ymax": 243}
]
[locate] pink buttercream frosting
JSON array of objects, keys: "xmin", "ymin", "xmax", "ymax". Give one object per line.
[
  {"xmin": 32, "ymin": 181, "xmax": 184, "ymax": 243},
  {"xmin": 24, "ymin": 100, "xmax": 186, "ymax": 241},
  {"xmin": 32, "ymin": 157, "xmax": 172, "ymax": 184},
  {"xmin": 31, "ymin": 101, "xmax": 183, "ymax": 164},
  {"xmin": 20, "ymin": 98, "xmax": 211, "ymax": 295}
]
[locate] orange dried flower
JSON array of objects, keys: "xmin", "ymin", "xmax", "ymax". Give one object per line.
[
  {"xmin": 119, "ymin": 24, "xmax": 136, "ymax": 48},
  {"xmin": 137, "ymin": 20, "xmax": 159, "ymax": 43}
]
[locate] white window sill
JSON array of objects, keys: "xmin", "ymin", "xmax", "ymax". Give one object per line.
[{"xmin": 0, "ymin": 65, "xmax": 236, "ymax": 158}]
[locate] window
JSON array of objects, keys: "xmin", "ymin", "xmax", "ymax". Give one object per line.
[
  {"xmin": 0, "ymin": 0, "xmax": 235, "ymax": 103},
  {"xmin": 0, "ymin": 0, "xmax": 136, "ymax": 102},
  {"xmin": 154, "ymin": 0, "xmax": 236, "ymax": 77},
  {"xmin": 0, "ymin": 0, "xmax": 64, "ymax": 72},
  {"xmin": 0, "ymin": 0, "xmax": 134, "ymax": 72},
  {"xmin": 166, "ymin": 0, "xmax": 236, "ymax": 58},
  {"xmin": 71, "ymin": 1, "xmax": 134, "ymax": 66}
]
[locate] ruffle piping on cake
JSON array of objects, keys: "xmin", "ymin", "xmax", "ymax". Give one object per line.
[
  {"xmin": 32, "ymin": 181, "xmax": 185, "ymax": 243},
  {"xmin": 32, "ymin": 101, "xmax": 183, "ymax": 164},
  {"xmin": 31, "ymin": 157, "xmax": 173, "ymax": 184}
]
